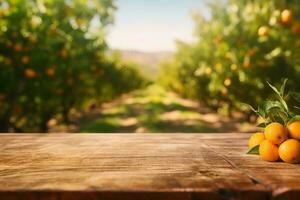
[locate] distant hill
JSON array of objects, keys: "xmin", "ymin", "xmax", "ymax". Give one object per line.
[{"xmin": 111, "ymin": 50, "xmax": 173, "ymax": 79}]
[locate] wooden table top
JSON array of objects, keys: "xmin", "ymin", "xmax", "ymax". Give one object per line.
[{"xmin": 0, "ymin": 133, "xmax": 299, "ymax": 200}]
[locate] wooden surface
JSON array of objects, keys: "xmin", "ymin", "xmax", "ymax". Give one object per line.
[{"xmin": 0, "ymin": 133, "xmax": 300, "ymax": 200}]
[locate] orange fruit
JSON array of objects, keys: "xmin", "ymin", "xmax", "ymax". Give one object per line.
[
  {"xmin": 292, "ymin": 22, "xmax": 300, "ymax": 34},
  {"xmin": 224, "ymin": 78, "xmax": 232, "ymax": 87},
  {"xmin": 213, "ymin": 35, "xmax": 222, "ymax": 45},
  {"xmin": 279, "ymin": 139, "xmax": 300, "ymax": 164},
  {"xmin": 258, "ymin": 26, "xmax": 269, "ymax": 37},
  {"xmin": 259, "ymin": 140, "xmax": 279, "ymax": 162},
  {"xmin": 246, "ymin": 49, "xmax": 256, "ymax": 57},
  {"xmin": 288, "ymin": 121, "xmax": 300, "ymax": 140},
  {"xmin": 59, "ymin": 49, "xmax": 68, "ymax": 59},
  {"xmin": 248, "ymin": 132, "xmax": 265, "ymax": 149},
  {"xmin": 29, "ymin": 35, "xmax": 37, "ymax": 43},
  {"xmin": 21, "ymin": 56, "xmax": 29, "ymax": 64},
  {"xmin": 281, "ymin": 9, "xmax": 293, "ymax": 25},
  {"xmin": 14, "ymin": 43, "xmax": 22, "ymax": 52},
  {"xmin": 0, "ymin": 94, "xmax": 5, "ymax": 101},
  {"xmin": 230, "ymin": 64, "xmax": 237, "ymax": 71},
  {"xmin": 205, "ymin": 68, "xmax": 212, "ymax": 75},
  {"xmin": 243, "ymin": 57, "xmax": 251, "ymax": 68},
  {"xmin": 46, "ymin": 68, "xmax": 56, "ymax": 77},
  {"xmin": 265, "ymin": 122, "xmax": 288, "ymax": 145},
  {"xmin": 221, "ymin": 88, "xmax": 228, "ymax": 97},
  {"xmin": 24, "ymin": 68, "xmax": 36, "ymax": 78}
]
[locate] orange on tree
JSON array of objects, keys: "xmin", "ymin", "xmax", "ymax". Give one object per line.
[
  {"xmin": 248, "ymin": 132, "xmax": 265, "ymax": 149},
  {"xmin": 279, "ymin": 139, "xmax": 300, "ymax": 164},
  {"xmin": 224, "ymin": 78, "xmax": 232, "ymax": 87},
  {"xmin": 230, "ymin": 64, "xmax": 237, "ymax": 71},
  {"xmin": 59, "ymin": 49, "xmax": 68, "ymax": 59},
  {"xmin": 243, "ymin": 56, "xmax": 251, "ymax": 68},
  {"xmin": 259, "ymin": 140, "xmax": 279, "ymax": 162},
  {"xmin": 221, "ymin": 88, "xmax": 228, "ymax": 97},
  {"xmin": 205, "ymin": 68, "xmax": 212, "ymax": 75},
  {"xmin": 0, "ymin": 94, "xmax": 5, "ymax": 101},
  {"xmin": 287, "ymin": 121, "xmax": 300, "ymax": 140},
  {"xmin": 29, "ymin": 35, "xmax": 37, "ymax": 43},
  {"xmin": 265, "ymin": 122, "xmax": 288, "ymax": 145},
  {"xmin": 292, "ymin": 22, "xmax": 300, "ymax": 34},
  {"xmin": 21, "ymin": 56, "xmax": 30, "ymax": 64},
  {"xmin": 281, "ymin": 9, "xmax": 293, "ymax": 25},
  {"xmin": 258, "ymin": 26, "xmax": 269, "ymax": 37},
  {"xmin": 14, "ymin": 43, "xmax": 22, "ymax": 52},
  {"xmin": 24, "ymin": 68, "xmax": 37, "ymax": 78},
  {"xmin": 246, "ymin": 49, "xmax": 256, "ymax": 57},
  {"xmin": 46, "ymin": 67, "xmax": 56, "ymax": 77}
]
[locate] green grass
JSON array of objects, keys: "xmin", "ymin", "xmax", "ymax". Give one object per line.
[{"xmin": 80, "ymin": 84, "xmax": 218, "ymax": 133}]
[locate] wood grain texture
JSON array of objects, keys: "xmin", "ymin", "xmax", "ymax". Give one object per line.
[{"xmin": 0, "ymin": 133, "xmax": 298, "ymax": 200}]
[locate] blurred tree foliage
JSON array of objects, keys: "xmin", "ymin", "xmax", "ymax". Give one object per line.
[
  {"xmin": 0, "ymin": 0, "xmax": 146, "ymax": 132},
  {"xmin": 159, "ymin": 0, "xmax": 300, "ymax": 116}
]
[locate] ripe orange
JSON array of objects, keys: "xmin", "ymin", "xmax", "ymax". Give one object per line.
[
  {"xmin": 224, "ymin": 78, "xmax": 232, "ymax": 87},
  {"xmin": 60, "ymin": 49, "xmax": 68, "ymax": 59},
  {"xmin": 288, "ymin": 121, "xmax": 300, "ymax": 140},
  {"xmin": 230, "ymin": 64, "xmax": 237, "ymax": 71},
  {"xmin": 14, "ymin": 43, "xmax": 22, "ymax": 52},
  {"xmin": 281, "ymin": 9, "xmax": 293, "ymax": 25},
  {"xmin": 292, "ymin": 22, "xmax": 300, "ymax": 34},
  {"xmin": 29, "ymin": 35, "xmax": 37, "ymax": 43},
  {"xmin": 21, "ymin": 56, "xmax": 29, "ymax": 64},
  {"xmin": 279, "ymin": 139, "xmax": 300, "ymax": 164},
  {"xmin": 0, "ymin": 94, "xmax": 5, "ymax": 101},
  {"xmin": 205, "ymin": 68, "xmax": 212, "ymax": 75},
  {"xmin": 265, "ymin": 122, "xmax": 288, "ymax": 145},
  {"xmin": 259, "ymin": 140, "xmax": 279, "ymax": 162},
  {"xmin": 46, "ymin": 68, "xmax": 56, "ymax": 77},
  {"xmin": 243, "ymin": 57, "xmax": 251, "ymax": 68},
  {"xmin": 221, "ymin": 88, "xmax": 228, "ymax": 97},
  {"xmin": 258, "ymin": 26, "xmax": 269, "ymax": 37},
  {"xmin": 24, "ymin": 68, "xmax": 36, "ymax": 78},
  {"xmin": 248, "ymin": 132, "xmax": 265, "ymax": 149},
  {"xmin": 246, "ymin": 49, "xmax": 256, "ymax": 57}
]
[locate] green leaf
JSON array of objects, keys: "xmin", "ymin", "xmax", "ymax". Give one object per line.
[
  {"xmin": 257, "ymin": 122, "xmax": 266, "ymax": 128},
  {"xmin": 290, "ymin": 92, "xmax": 300, "ymax": 103},
  {"xmin": 288, "ymin": 115, "xmax": 300, "ymax": 124},
  {"xmin": 280, "ymin": 78, "xmax": 288, "ymax": 96},
  {"xmin": 267, "ymin": 81, "xmax": 280, "ymax": 96},
  {"xmin": 241, "ymin": 103, "xmax": 257, "ymax": 113},
  {"xmin": 247, "ymin": 145, "xmax": 259, "ymax": 155}
]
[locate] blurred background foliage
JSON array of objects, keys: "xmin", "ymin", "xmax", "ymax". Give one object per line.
[
  {"xmin": 158, "ymin": 0, "xmax": 300, "ymax": 117},
  {"xmin": 0, "ymin": 0, "xmax": 147, "ymax": 132},
  {"xmin": 0, "ymin": 0, "xmax": 300, "ymax": 133}
]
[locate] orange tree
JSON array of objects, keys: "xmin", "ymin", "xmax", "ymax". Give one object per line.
[
  {"xmin": 0, "ymin": 0, "xmax": 146, "ymax": 132},
  {"xmin": 159, "ymin": 0, "xmax": 300, "ymax": 116}
]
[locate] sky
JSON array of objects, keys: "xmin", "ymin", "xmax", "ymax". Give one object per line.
[{"xmin": 107, "ymin": 0, "xmax": 209, "ymax": 52}]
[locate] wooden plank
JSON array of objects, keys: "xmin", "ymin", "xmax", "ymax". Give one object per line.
[
  {"xmin": 0, "ymin": 133, "xmax": 293, "ymax": 200},
  {"xmin": 201, "ymin": 134, "xmax": 300, "ymax": 200}
]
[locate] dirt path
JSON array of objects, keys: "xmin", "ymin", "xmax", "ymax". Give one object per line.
[{"xmin": 49, "ymin": 85, "xmax": 258, "ymax": 133}]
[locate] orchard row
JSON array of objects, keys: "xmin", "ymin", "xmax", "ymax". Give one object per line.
[
  {"xmin": 0, "ymin": 0, "xmax": 146, "ymax": 132},
  {"xmin": 159, "ymin": 0, "xmax": 300, "ymax": 116}
]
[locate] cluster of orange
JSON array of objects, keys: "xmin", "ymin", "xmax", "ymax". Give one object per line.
[
  {"xmin": 249, "ymin": 121, "xmax": 300, "ymax": 163},
  {"xmin": 258, "ymin": 9, "xmax": 300, "ymax": 38}
]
